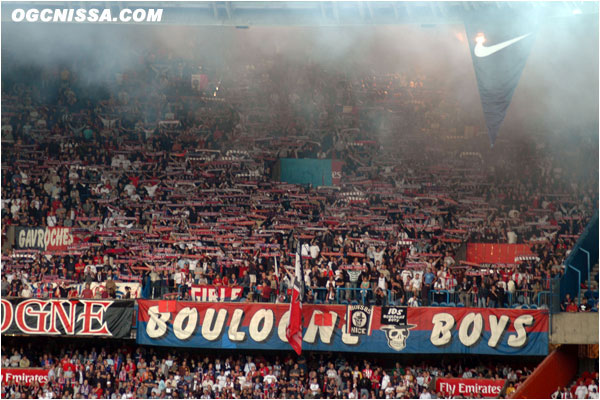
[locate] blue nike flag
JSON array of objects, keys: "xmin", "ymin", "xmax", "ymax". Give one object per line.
[{"xmin": 464, "ymin": 8, "xmax": 538, "ymax": 146}]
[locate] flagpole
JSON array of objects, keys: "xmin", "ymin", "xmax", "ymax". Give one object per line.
[
  {"xmin": 285, "ymin": 241, "xmax": 304, "ymax": 355},
  {"xmin": 274, "ymin": 255, "xmax": 280, "ymax": 297}
]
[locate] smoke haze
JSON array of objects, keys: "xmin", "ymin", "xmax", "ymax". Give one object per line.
[{"xmin": 2, "ymin": 8, "xmax": 598, "ymax": 144}]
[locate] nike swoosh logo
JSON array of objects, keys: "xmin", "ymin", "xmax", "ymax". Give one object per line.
[{"xmin": 474, "ymin": 33, "xmax": 531, "ymax": 57}]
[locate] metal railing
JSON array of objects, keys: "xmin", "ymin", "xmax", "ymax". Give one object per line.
[{"xmin": 150, "ymin": 283, "xmax": 556, "ymax": 309}]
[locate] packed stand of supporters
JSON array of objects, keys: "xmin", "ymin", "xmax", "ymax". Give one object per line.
[
  {"xmin": 1, "ymin": 341, "xmax": 537, "ymax": 399},
  {"xmin": 551, "ymin": 370, "xmax": 599, "ymax": 399},
  {"xmin": 1, "ymin": 48, "xmax": 598, "ymax": 309}
]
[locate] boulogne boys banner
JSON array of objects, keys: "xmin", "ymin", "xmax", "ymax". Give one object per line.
[
  {"xmin": 15, "ymin": 226, "xmax": 75, "ymax": 251},
  {"xmin": 136, "ymin": 301, "xmax": 548, "ymax": 355},
  {"xmin": 1, "ymin": 299, "xmax": 134, "ymax": 338}
]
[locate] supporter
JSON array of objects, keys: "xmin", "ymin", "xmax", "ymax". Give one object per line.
[
  {"xmin": 575, "ymin": 381, "xmax": 590, "ymax": 399},
  {"xmin": 566, "ymin": 300, "xmax": 579, "ymax": 313},
  {"xmin": 0, "ymin": 49, "xmax": 596, "ymax": 313},
  {"xmin": 81, "ymin": 282, "xmax": 94, "ymax": 299},
  {"xmin": 579, "ymin": 297, "xmax": 591, "ymax": 312}
]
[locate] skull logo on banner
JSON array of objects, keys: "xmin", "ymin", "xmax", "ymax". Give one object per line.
[{"xmin": 381, "ymin": 324, "xmax": 416, "ymax": 351}]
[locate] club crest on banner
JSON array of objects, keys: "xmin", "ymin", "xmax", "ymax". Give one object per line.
[
  {"xmin": 380, "ymin": 306, "xmax": 416, "ymax": 352},
  {"xmin": 345, "ymin": 305, "xmax": 373, "ymax": 335}
]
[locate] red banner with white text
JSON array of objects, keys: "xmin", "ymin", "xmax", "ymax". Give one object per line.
[
  {"xmin": 436, "ymin": 377, "xmax": 506, "ymax": 398},
  {"xmin": 1, "ymin": 369, "xmax": 49, "ymax": 386},
  {"xmin": 189, "ymin": 285, "xmax": 244, "ymax": 302},
  {"xmin": 466, "ymin": 243, "xmax": 531, "ymax": 264}
]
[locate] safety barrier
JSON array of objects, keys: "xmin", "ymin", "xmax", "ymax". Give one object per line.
[{"xmin": 561, "ymin": 212, "xmax": 598, "ymax": 305}]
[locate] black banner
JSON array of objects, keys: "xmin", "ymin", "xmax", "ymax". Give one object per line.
[
  {"xmin": 15, "ymin": 227, "xmax": 45, "ymax": 250},
  {"xmin": 381, "ymin": 306, "xmax": 408, "ymax": 326},
  {"xmin": 345, "ymin": 305, "xmax": 373, "ymax": 335},
  {"xmin": 14, "ymin": 226, "xmax": 74, "ymax": 251},
  {"xmin": 1, "ymin": 299, "xmax": 134, "ymax": 338}
]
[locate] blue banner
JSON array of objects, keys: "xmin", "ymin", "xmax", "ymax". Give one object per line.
[
  {"xmin": 136, "ymin": 301, "xmax": 548, "ymax": 355},
  {"xmin": 279, "ymin": 158, "xmax": 333, "ymax": 187},
  {"xmin": 464, "ymin": 9, "xmax": 538, "ymax": 146}
]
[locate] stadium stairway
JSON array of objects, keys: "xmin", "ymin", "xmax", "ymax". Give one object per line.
[
  {"xmin": 511, "ymin": 345, "xmax": 578, "ymax": 399},
  {"xmin": 560, "ymin": 212, "xmax": 599, "ymax": 305}
]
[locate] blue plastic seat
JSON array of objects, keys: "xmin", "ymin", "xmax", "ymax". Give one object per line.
[
  {"xmin": 351, "ymin": 300, "xmax": 358, "ymax": 306},
  {"xmin": 440, "ymin": 302, "xmax": 448, "ymax": 307},
  {"xmin": 341, "ymin": 300, "xmax": 349, "ymax": 305},
  {"xmin": 456, "ymin": 302, "xmax": 465, "ymax": 307},
  {"xmin": 589, "ymin": 299, "xmax": 596, "ymax": 308},
  {"xmin": 447, "ymin": 302, "xmax": 456, "ymax": 307},
  {"xmin": 430, "ymin": 302, "xmax": 439, "ymax": 307},
  {"xmin": 511, "ymin": 304, "xmax": 520, "ymax": 308},
  {"xmin": 521, "ymin": 305, "xmax": 529, "ymax": 309},
  {"xmin": 315, "ymin": 299, "xmax": 322, "ymax": 304},
  {"xmin": 529, "ymin": 304, "xmax": 538, "ymax": 309}
]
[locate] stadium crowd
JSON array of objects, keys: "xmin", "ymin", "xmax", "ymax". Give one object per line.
[
  {"xmin": 1, "ymin": 48, "xmax": 598, "ymax": 309},
  {"xmin": 551, "ymin": 371, "xmax": 600, "ymax": 399},
  {"xmin": 1, "ymin": 341, "xmax": 537, "ymax": 399}
]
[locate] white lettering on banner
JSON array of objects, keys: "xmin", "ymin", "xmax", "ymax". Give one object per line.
[
  {"xmin": 201, "ymin": 308, "xmax": 227, "ymax": 341},
  {"xmin": 431, "ymin": 312, "xmax": 535, "ymax": 349},
  {"xmin": 191, "ymin": 286, "xmax": 244, "ymax": 302},
  {"xmin": 431, "ymin": 313, "xmax": 455, "ymax": 346},
  {"xmin": 207, "ymin": 288, "xmax": 218, "ymax": 302},
  {"xmin": 228, "ymin": 309, "xmax": 246, "ymax": 341},
  {"xmin": 1, "ymin": 371, "xmax": 49, "ymax": 385},
  {"xmin": 140, "ymin": 305, "xmax": 540, "ymax": 350},
  {"xmin": 341, "ymin": 324, "xmax": 359, "ymax": 345},
  {"xmin": 439, "ymin": 382, "xmax": 455, "ymax": 394},
  {"xmin": 248, "ymin": 309, "xmax": 274, "ymax": 342},
  {"xmin": 508, "ymin": 314, "xmax": 534, "ymax": 347},
  {"xmin": 1, "ymin": 300, "xmax": 14, "ymax": 333},
  {"xmin": 147, "ymin": 306, "xmax": 169, "ymax": 338},
  {"xmin": 231, "ymin": 287, "xmax": 243, "ymax": 300},
  {"xmin": 278, "ymin": 311, "xmax": 290, "ymax": 343},
  {"xmin": 17, "ymin": 227, "xmax": 73, "ymax": 250},
  {"xmin": 304, "ymin": 311, "xmax": 338, "ymax": 344},
  {"xmin": 36, "ymin": 230, "xmax": 44, "ymax": 247},
  {"xmin": 174, "ymin": 307, "xmax": 198, "ymax": 340},
  {"xmin": 16, "ymin": 300, "xmax": 52, "ymax": 334},
  {"xmin": 488, "ymin": 315, "xmax": 510, "ymax": 347},
  {"xmin": 438, "ymin": 378, "xmax": 504, "ymax": 397},
  {"xmin": 458, "ymin": 313, "xmax": 483, "ymax": 347},
  {"xmin": 458, "ymin": 382, "xmax": 501, "ymax": 395}
]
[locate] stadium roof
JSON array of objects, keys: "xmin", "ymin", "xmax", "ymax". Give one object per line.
[{"xmin": 2, "ymin": 1, "xmax": 598, "ymax": 26}]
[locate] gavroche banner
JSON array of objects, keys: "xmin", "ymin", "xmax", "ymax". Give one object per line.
[
  {"xmin": 136, "ymin": 302, "xmax": 548, "ymax": 355},
  {"xmin": 1, "ymin": 299, "xmax": 134, "ymax": 338},
  {"xmin": 15, "ymin": 226, "xmax": 75, "ymax": 251}
]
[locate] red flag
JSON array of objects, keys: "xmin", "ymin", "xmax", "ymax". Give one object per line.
[
  {"xmin": 315, "ymin": 313, "xmax": 333, "ymax": 327},
  {"xmin": 286, "ymin": 243, "xmax": 304, "ymax": 355},
  {"xmin": 158, "ymin": 300, "xmax": 176, "ymax": 313}
]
